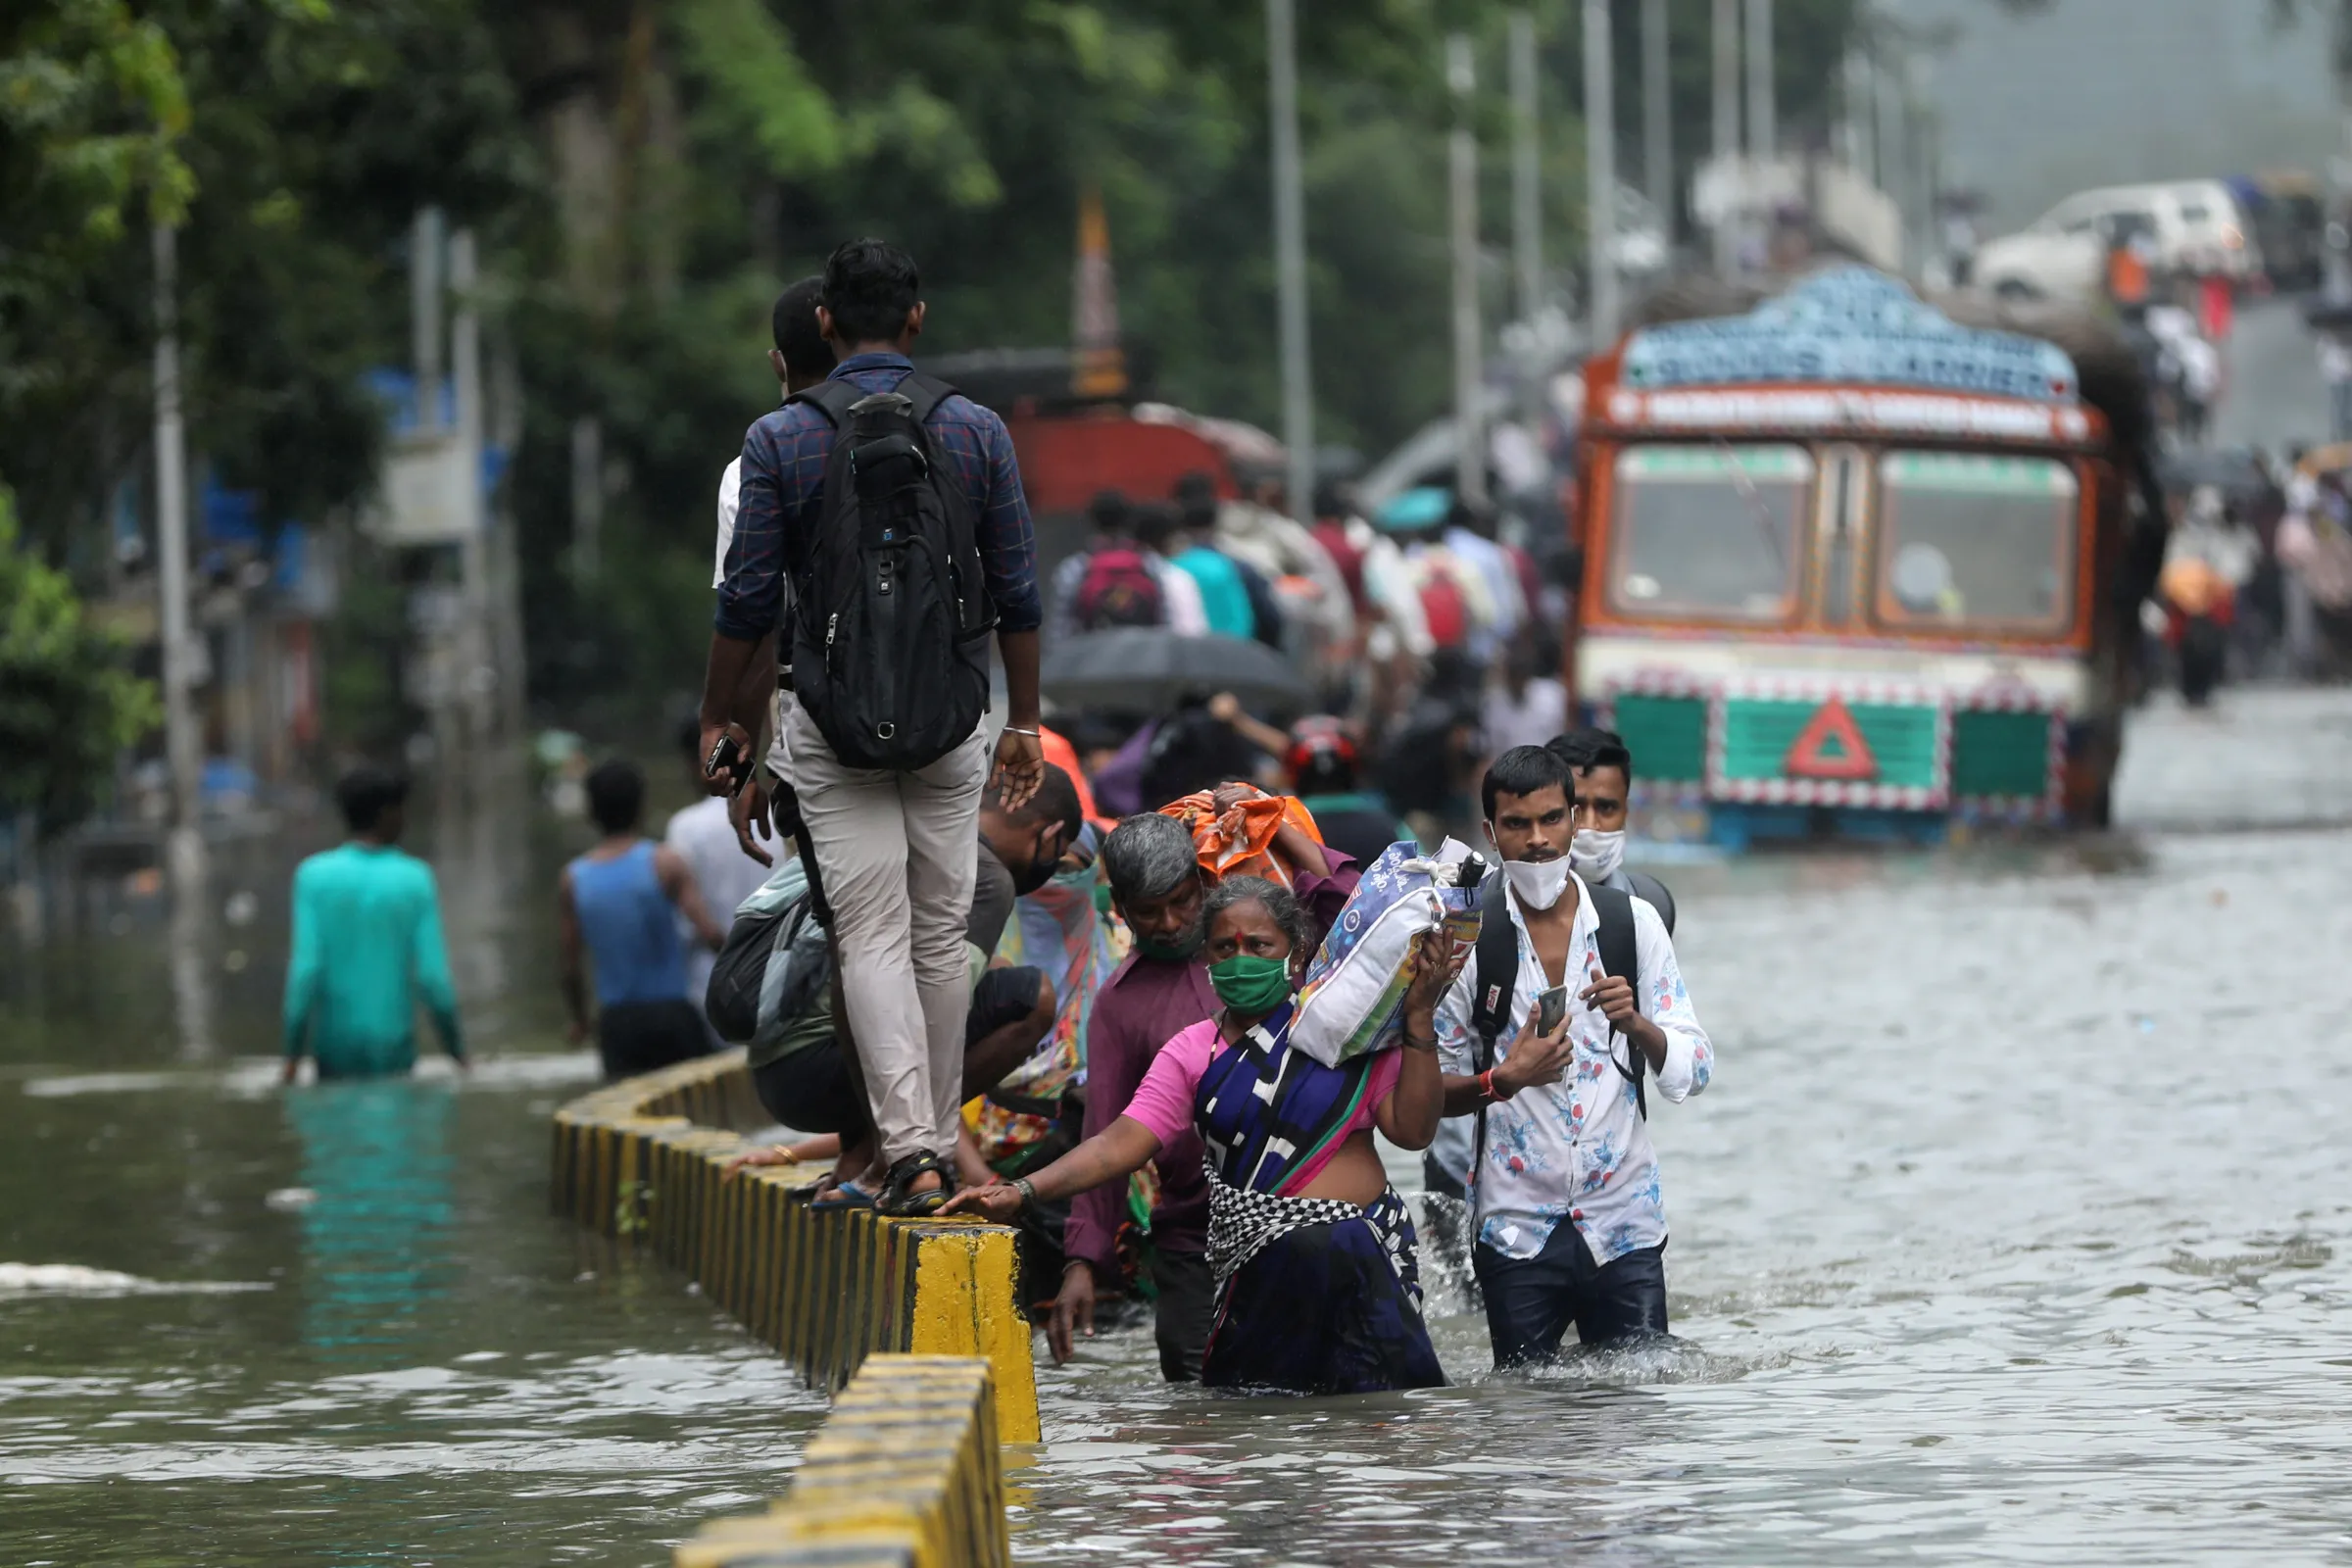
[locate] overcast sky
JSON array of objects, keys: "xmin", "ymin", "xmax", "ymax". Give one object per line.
[{"xmin": 1885, "ymin": 0, "xmax": 2339, "ymax": 229}]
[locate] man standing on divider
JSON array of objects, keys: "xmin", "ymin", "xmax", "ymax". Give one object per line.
[{"xmin": 698, "ymin": 237, "xmax": 1045, "ymax": 1217}]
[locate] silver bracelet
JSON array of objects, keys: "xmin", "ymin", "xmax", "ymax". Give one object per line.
[{"xmin": 1003, "ymin": 726, "xmax": 1041, "ymax": 739}]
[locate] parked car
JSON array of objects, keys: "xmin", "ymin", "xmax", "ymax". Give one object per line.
[{"xmin": 1974, "ymin": 180, "xmax": 2261, "ymax": 303}]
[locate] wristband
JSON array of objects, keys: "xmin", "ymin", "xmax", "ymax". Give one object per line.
[
  {"xmin": 1480, "ymin": 1067, "xmax": 1508, "ymax": 1103},
  {"xmin": 1011, "ymin": 1176, "xmax": 1038, "ymax": 1208},
  {"xmin": 1401, "ymin": 1029, "xmax": 1439, "ymax": 1054}
]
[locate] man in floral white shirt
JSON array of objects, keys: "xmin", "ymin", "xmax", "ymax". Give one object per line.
[{"xmin": 1435, "ymin": 745, "xmax": 1714, "ymax": 1362}]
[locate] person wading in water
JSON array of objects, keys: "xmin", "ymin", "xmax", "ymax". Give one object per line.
[{"xmin": 949, "ymin": 876, "xmax": 1462, "ymax": 1396}]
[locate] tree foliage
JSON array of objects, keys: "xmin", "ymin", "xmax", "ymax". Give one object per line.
[{"xmin": 0, "ymin": 486, "xmax": 157, "ymax": 827}]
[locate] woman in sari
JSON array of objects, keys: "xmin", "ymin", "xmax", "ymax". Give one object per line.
[{"xmin": 946, "ymin": 875, "xmax": 1462, "ymax": 1396}]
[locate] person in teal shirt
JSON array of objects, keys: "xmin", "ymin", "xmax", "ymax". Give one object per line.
[{"xmin": 281, "ymin": 767, "xmax": 465, "ymax": 1082}]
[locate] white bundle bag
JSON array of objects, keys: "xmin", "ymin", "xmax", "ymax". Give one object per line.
[{"xmin": 1290, "ymin": 837, "xmax": 1487, "ymax": 1067}]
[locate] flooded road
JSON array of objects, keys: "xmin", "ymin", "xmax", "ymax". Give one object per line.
[{"xmin": 7, "ymin": 694, "xmax": 2352, "ymax": 1564}]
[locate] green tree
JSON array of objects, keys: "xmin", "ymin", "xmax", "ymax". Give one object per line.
[{"xmin": 0, "ymin": 487, "xmax": 157, "ymax": 828}]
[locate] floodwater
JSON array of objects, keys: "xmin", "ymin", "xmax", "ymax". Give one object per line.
[{"xmin": 6, "ymin": 694, "xmax": 2352, "ymax": 1565}]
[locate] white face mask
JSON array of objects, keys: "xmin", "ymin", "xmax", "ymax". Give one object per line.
[
  {"xmin": 1499, "ymin": 855, "xmax": 1574, "ymax": 910},
  {"xmin": 1570, "ymin": 828, "xmax": 1626, "ymax": 884}
]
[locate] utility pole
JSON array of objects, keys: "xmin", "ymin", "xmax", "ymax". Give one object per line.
[
  {"xmin": 450, "ymin": 226, "xmax": 493, "ymax": 746},
  {"xmin": 1744, "ymin": 0, "xmax": 1776, "ymax": 166},
  {"xmin": 1642, "ymin": 0, "xmax": 1674, "ymax": 248},
  {"xmin": 1712, "ymin": 0, "xmax": 1740, "ymax": 276},
  {"xmin": 412, "ymin": 208, "xmax": 445, "ymax": 432},
  {"xmin": 1447, "ymin": 32, "xmax": 1487, "ymax": 509},
  {"xmin": 1584, "ymin": 0, "xmax": 1620, "ymax": 348},
  {"xmin": 151, "ymin": 221, "xmax": 204, "ymax": 896},
  {"xmin": 1509, "ymin": 9, "xmax": 1543, "ymax": 326},
  {"xmin": 1267, "ymin": 0, "xmax": 1316, "ymax": 523}
]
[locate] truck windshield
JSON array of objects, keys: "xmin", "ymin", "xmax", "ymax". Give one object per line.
[
  {"xmin": 1608, "ymin": 444, "xmax": 1810, "ymax": 621},
  {"xmin": 1875, "ymin": 452, "xmax": 2078, "ymax": 633}
]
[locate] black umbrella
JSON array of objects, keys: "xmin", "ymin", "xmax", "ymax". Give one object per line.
[{"xmin": 1040, "ymin": 628, "xmax": 1312, "ymax": 717}]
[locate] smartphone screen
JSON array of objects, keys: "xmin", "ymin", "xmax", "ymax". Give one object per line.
[{"xmin": 1535, "ymin": 984, "xmax": 1568, "ymax": 1036}]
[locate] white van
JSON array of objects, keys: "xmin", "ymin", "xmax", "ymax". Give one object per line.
[{"xmin": 1974, "ymin": 180, "xmax": 2259, "ymax": 302}]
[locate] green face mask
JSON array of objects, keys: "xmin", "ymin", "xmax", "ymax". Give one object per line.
[
  {"xmin": 1135, "ymin": 928, "xmax": 1202, "ymax": 962},
  {"xmin": 1208, "ymin": 953, "xmax": 1294, "ymax": 1015},
  {"xmin": 1091, "ymin": 881, "xmax": 1115, "ymax": 916}
]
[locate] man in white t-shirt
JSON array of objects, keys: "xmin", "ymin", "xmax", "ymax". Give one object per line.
[
  {"xmin": 665, "ymin": 721, "xmax": 773, "ymax": 1035},
  {"xmin": 709, "ymin": 274, "xmax": 835, "ymax": 863}
]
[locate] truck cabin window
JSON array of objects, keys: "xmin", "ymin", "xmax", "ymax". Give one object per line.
[
  {"xmin": 1875, "ymin": 452, "xmax": 2078, "ymax": 634},
  {"xmin": 1608, "ymin": 444, "xmax": 1810, "ymax": 622}
]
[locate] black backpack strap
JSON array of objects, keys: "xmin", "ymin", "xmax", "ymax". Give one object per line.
[
  {"xmin": 894, "ymin": 370, "xmax": 958, "ymax": 425},
  {"xmin": 1625, "ymin": 869, "xmax": 1676, "ymax": 936},
  {"xmin": 1467, "ymin": 869, "xmax": 1518, "ymax": 1180},
  {"xmin": 785, "ymin": 377, "xmax": 860, "ymax": 427},
  {"xmin": 1587, "ymin": 882, "xmax": 1646, "ymax": 1120}
]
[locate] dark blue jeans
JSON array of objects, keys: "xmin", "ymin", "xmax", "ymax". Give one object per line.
[{"xmin": 1473, "ymin": 1222, "xmax": 1668, "ymax": 1366}]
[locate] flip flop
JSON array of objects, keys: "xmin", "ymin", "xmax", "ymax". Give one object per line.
[{"xmin": 808, "ymin": 1177, "xmax": 876, "ymax": 1211}]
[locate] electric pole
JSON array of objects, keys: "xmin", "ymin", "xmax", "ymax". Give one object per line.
[
  {"xmin": 1509, "ymin": 9, "xmax": 1543, "ymax": 325},
  {"xmin": 151, "ymin": 221, "xmax": 203, "ymax": 896},
  {"xmin": 1584, "ymin": 0, "xmax": 1620, "ymax": 348},
  {"xmin": 1745, "ymin": 0, "xmax": 1776, "ymax": 165},
  {"xmin": 1447, "ymin": 32, "xmax": 1487, "ymax": 508},
  {"xmin": 1642, "ymin": 0, "xmax": 1674, "ymax": 248},
  {"xmin": 1267, "ymin": 0, "xmax": 1316, "ymax": 523},
  {"xmin": 1712, "ymin": 0, "xmax": 1740, "ymax": 276}
]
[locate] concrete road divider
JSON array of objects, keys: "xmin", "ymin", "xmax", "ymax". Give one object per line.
[
  {"xmin": 675, "ymin": 1353, "xmax": 1008, "ymax": 1568},
  {"xmin": 551, "ymin": 1050, "xmax": 1039, "ymax": 1443}
]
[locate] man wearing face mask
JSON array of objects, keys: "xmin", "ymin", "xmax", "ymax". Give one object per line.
[
  {"xmin": 1433, "ymin": 746, "xmax": 1715, "ymax": 1363},
  {"xmin": 973, "ymin": 763, "xmax": 1088, "ymax": 953},
  {"xmin": 1056, "ymin": 808, "xmax": 1361, "ymax": 1380},
  {"xmin": 1548, "ymin": 727, "xmax": 1676, "ymax": 936}
]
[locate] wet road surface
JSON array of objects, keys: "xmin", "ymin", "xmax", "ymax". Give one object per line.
[{"xmin": 5, "ymin": 691, "xmax": 2351, "ymax": 1564}]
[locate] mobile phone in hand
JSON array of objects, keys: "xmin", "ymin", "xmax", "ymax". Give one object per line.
[
  {"xmin": 704, "ymin": 731, "xmax": 747, "ymax": 795},
  {"xmin": 1535, "ymin": 984, "xmax": 1569, "ymax": 1036}
]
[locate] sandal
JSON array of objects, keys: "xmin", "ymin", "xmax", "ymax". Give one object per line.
[
  {"xmin": 876, "ymin": 1152, "xmax": 952, "ymax": 1218},
  {"xmin": 808, "ymin": 1174, "xmax": 876, "ymax": 1211}
]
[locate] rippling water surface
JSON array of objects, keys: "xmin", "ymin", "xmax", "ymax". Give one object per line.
[{"xmin": 5, "ymin": 694, "xmax": 2351, "ymax": 1564}]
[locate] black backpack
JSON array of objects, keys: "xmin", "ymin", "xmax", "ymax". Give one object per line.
[
  {"xmin": 785, "ymin": 374, "xmax": 996, "ymax": 771},
  {"xmin": 1468, "ymin": 873, "xmax": 1644, "ymax": 1178}
]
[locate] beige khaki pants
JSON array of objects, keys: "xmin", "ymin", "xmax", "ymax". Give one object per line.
[{"xmin": 781, "ymin": 698, "xmax": 987, "ymax": 1165}]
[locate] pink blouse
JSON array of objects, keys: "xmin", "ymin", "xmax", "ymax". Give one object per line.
[{"xmin": 1121, "ymin": 1018, "xmax": 1403, "ymax": 1196}]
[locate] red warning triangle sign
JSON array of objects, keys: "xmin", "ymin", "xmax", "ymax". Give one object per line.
[{"xmin": 1784, "ymin": 695, "xmax": 1878, "ymax": 780}]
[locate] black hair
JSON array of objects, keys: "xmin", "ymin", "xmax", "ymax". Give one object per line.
[
  {"xmin": 1203, "ymin": 874, "xmax": 1316, "ymax": 961},
  {"xmin": 1173, "ymin": 470, "xmax": 1219, "ymax": 530},
  {"xmin": 335, "ymin": 764, "xmax": 408, "ymax": 835},
  {"xmin": 1132, "ymin": 502, "xmax": 1181, "ymax": 553},
  {"xmin": 1292, "ymin": 741, "xmax": 1354, "ymax": 796},
  {"xmin": 1088, "ymin": 489, "xmax": 1132, "ymax": 537},
  {"xmin": 1482, "ymin": 743, "xmax": 1574, "ymax": 825},
  {"xmin": 1549, "ymin": 726, "xmax": 1634, "ymax": 787},
  {"xmin": 585, "ymin": 759, "xmax": 646, "ymax": 835},
  {"xmin": 1141, "ymin": 705, "xmax": 1259, "ymax": 810},
  {"xmin": 986, "ymin": 762, "xmax": 1085, "ymax": 851},
  {"xmin": 770, "ymin": 274, "xmax": 833, "ymax": 378},
  {"xmin": 822, "ymin": 237, "xmax": 919, "ymax": 346}
]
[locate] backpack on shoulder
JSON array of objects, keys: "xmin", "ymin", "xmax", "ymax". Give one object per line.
[
  {"xmin": 1467, "ymin": 874, "xmax": 1644, "ymax": 1179},
  {"xmin": 1072, "ymin": 547, "xmax": 1165, "ymax": 629},
  {"xmin": 786, "ymin": 374, "xmax": 996, "ymax": 771}
]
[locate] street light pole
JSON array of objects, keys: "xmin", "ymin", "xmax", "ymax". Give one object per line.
[
  {"xmin": 1744, "ymin": 0, "xmax": 1776, "ymax": 164},
  {"xmin": 1267, "ymin": 0, "xmax": 1316, "ymax": 522},
  {"xmin": 150, "ymin": 220, "xmax": 203, "ymax": 894},
  {"xmin": 1642, "ymin": 0, "xmax": 1674, "ymax": 248},
  {"xmin": 1509, "ymin": 9, "xmax": 1543, "ymax": 326},
  {"xmin": 1447, "ymin": 32, "xmax": 1488, "ymax": 508},
  {"xmin": 1712, "ymin": 0, "xmax": 1740, "ymax": 276},
  {"xmin": 1584, "ymin": 0, "xmax": 1620, "ymax": 348}
]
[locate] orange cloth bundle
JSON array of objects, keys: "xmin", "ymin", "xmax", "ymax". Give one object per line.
[{"xmin": 1156, "ymin": 790, "xmax": 1325, "ymax": 888}]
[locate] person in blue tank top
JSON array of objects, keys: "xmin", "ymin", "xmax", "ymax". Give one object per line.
[{"xmin": 559, "ymin": 760, "xmax": 729, "ymax": 1080}]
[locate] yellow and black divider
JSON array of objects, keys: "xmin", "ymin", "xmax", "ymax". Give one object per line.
[
  {"xmin": 675, "ymin": 1353, "xmax": 1009, "ymax": 1568},
  {"xmin": 551, "ymin": 1050, "xmax": 1038, "ymax": 1444}
]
